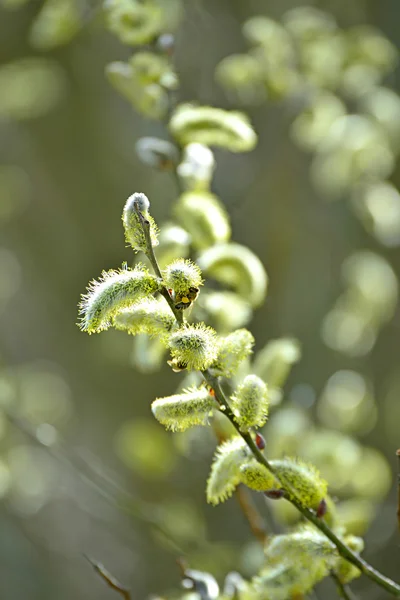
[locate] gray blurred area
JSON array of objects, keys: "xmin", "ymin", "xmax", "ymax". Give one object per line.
[{"xmin": 0, "ymin": 1, "xmax": 400, "ymax": 599}]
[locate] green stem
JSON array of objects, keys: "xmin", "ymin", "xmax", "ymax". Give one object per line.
[
  {"xmin": 202, "ymin": 372, "xmax": 400, "ymax": 598},
  {"xmin": 134, "ymin": 204, "xmax": 183, "ymax": 325},
  {"xmin": 135, "ymin": 187, "xmax": 400, "ymax": 598}
]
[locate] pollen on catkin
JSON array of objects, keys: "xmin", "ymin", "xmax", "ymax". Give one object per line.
[
  {"xmin": 231, "ymin": 374, "xmax": 269, "ymax": 431},
  {"xmin": 78, "ymin": 264, "xmax": 160, "ymax": 334},
  {"xmin": 206, "ymin": 436, "xmax": 252, "ymax": 505},
  {"xmin": 113, "ymin": 297, "xmax": 176, "ymax": 337},
  {"xmin": 168, "ymin": 323, "xmax": 218, "ymax": 371},
  {"xmin": 270, "ymin": 457, "xmax": 328, "ymax": 510},
  {"xmin": 239, "ymin": 460, "xmax": 279, "ymax": 491},
  {"xmin": 122, "ymin": 192, "xmax": 159, "ymax": 252},
  {"xmin": 163, "ymin": 258, "xmax": 203, "ymax": 295},
  {"xmin": 151, "ymin": 386, "xmax": 216, "ymax": 432},
  {"xmin": 212, "ymin": 328, "xmax": 255, "ymax": 377}
]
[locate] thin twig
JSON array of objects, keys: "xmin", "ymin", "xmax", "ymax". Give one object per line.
[
  {"xmin": 330, "ymin": 571, "xmax": 357, "ymax": 600},
  {"xmin": 134, "ymin": 204, "xmax": 183, "ymax": 325},
  {"xmin": 235, "ymin": 485, "xmax": 268, "ymax": 544},
  {"xmin": 84, "ymin": 555, "xmax": 131, "ymax": 600},
  {"xmin": 5, "ymin": 410, "xmax": 188, "ymax": 556},
  {"xmin": 137, "ymin": 104, "xmax": 400, "ymax": 599},
  {"xmin": 201, "ymin": 371, "xmax": 400, "ymax": 597}
]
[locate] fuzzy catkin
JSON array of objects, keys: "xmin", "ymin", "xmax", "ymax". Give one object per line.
[
  {"xmin": 231, "ymin": 374, "xmax": 269, "ymax": 431},
  {"xmin": 78, "ymin": 264, "xmax": 159, "ymax": 333},
  {"xmin": 152, "ymin": 387, "xmax": 216, "ymax": 432}
]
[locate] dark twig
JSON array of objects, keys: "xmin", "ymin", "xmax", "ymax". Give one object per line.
[{"xmin": 84, "ymin": 555, "xmax": 131, "ymax": 600}]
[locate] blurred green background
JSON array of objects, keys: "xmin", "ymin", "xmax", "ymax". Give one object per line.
[{"xmin": 1, "ymin": 1, "xmax": 400, "ymax": 599}]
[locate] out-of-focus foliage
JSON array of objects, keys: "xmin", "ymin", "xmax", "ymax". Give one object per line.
[{"xmin": 1, "ymin": 1, "xmax": 400, "ymax": 599}]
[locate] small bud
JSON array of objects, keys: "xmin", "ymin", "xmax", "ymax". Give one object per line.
[
  {"xmin": 270, "ymin": 457, "xmax": 328, "ymax": 510},
  {"xmin": 122, "ymin": 192, "xmax": 159, "ymax": 252},
  {"xmin": 255, "ymin": 432, "xmax": 266, "ymax": 450},
  {"xmin": 151, "ymin": 386, "xmax": 216, "ymax": 432},
  {"xmin": 231, "ymin": 374, "xmax": 269, "ymax": 432},
  {"xmin": 163, "ymin": 259, "xmax": 203, "ymax": 309},
  {"xmin": 239, "ymin": 460, "xmax": 278, "ymax": 491},
  {"xmin": 135, "ymin": 137, "xmax": 179, "ymax": 170},
  {"xmin": 78, "ymin": 264, "xmax": 159, "ymax": 334},
  {"xmin": 169, "ymin": 104, "xmax": 257, "ymax": 152},
  {"xmin": 168, "ymin": 323, "xmax": 219, "ymax": 371},
  {"xmin": 197, "ymin": 242, "xmax": 268, "ymax": 308},
  {"xmin": 316, "ymin": 498, "xmax": 327, "ymax": 518},
  {"xmin": 212, "ymin": 329, "xmax": 255, "ymax": 377},
  {"xmin": 207, "ymin": 437, "xmax": 251, "ymax": 505},
  {"xmin": 174, "ymin": 191, "xmax": 231, "ymax": 250},
  {"xmin": 264, "ymin": 489, "xmax": 285, "ymax": 500}
]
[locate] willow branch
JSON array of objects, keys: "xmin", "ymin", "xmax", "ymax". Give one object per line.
[
  {"xmin": 84, "ymin": 555, "xmax": 131, "ymax": 600},
  {"xmin": 201, "ymin": 371, "xmax": 400, "ymax": 598},
  {"xmin": 135, "ymin": 118, "xmax": 400, "ymax": 597},
  {"xmin": 134, "ymin": 205, "xmax": 183, "ymax": 325}
]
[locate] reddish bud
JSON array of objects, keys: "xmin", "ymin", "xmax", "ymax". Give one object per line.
[
  {"xmin": 316, "ymin": 498, "xmax": 327, "ymax": 518},
  {"xmin": 264, "ymin": 489, "xmax": 285, "ymax": 500},
  {"xmin": 209, "ymin": 388, "xmax": 216, "ymax": 397},
  {"xmin": 255, "ymin": 432, "xmax": 266, "ymax": 450}
]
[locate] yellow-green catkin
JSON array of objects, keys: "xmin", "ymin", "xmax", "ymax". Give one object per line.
[
  {"xmin": 174, "ymin": 191, "xmax": 231, "ymax": 250},
  {"xmin": 270, "ymin": 457, "xmax": 328, "ymax": 510},
  {"xmin": 151, "ymin": 386, "xmax": 216, "ymax": 432},
  {"xmin": 167, "ymin": 323, "xmax": 218, "ymax": 371},
  {"xmin": 250, "ymin": 560, "xmax": 327, "ymax": 600},
  {"xmin": 239, "ymin": 460, "xmax": 279, "ymax": 491},
  {"xmin": 163, "ymin": 258, "xmax": 203, "ymax": 295},
  {"xmin": 113, "ymin": 297, "xmax": 176, "ymax": 337},
  {"xmin": 212, "ymin": 329, "xmax": 255, "ymax": 377},
  {"xmin": 266, "ymin": 525, "xmax": 337, "ymax": 565},
  {"xmin": 169, "ymin": 104, "xmax": 258, "ymax": 152},
  {"xmin": 78, "ymin": 264, "xmax": 159, "ymax": 333},
  {"xmin": 122, "ymin": 192, "xmax": 159, "ymax": 252},
  {"xmin": 207, "ymin": 437, "xmax": 251, "ymax": 505},
  {"xmin": 231, "ymin": 374, "xmax": 269, "ymax": 431}
]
